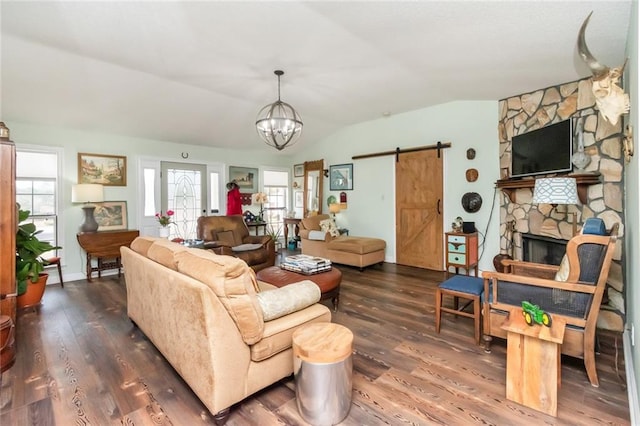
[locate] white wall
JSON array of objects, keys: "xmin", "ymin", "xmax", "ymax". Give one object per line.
[
  {"xmin": 624, "ymin": 0, "xmax": 639, "ymax": 418},
  {"xmin": 9, "ymin": 121, "xmax": 292, "ymax": 282},
  {"xmin": 292, "ymin": 100, "xmax": 500, "ymax": 270}
]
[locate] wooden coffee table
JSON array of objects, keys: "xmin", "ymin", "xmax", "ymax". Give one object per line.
[{"xmin": 256, "ymin": 266, "xmax": 342, "ymax": 312}]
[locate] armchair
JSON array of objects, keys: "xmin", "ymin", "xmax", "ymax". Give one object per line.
[
  {"xmin": 482, "ymin": 223, "xmax": 618, "ymax": 387},
  {"xmin": 196, "ymin": 215, "xmax": 275, "ymax": 272}
]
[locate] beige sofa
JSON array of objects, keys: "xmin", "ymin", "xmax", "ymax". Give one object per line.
[
  {"xmin": 121, "ymin": 237, "xmax": 331, "ymax": 423},
  {"xmin": 299, "ymin": 214, "xmax": 386, "ymax": 270}
]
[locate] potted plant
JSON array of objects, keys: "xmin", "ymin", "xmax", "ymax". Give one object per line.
[
  {"xmin": 266, "ymin": 224, "xmax": 283, "ymax": 252},
  {"xmin": 16, "ymin": 209, "xmax": 60, "ymax": 308}
]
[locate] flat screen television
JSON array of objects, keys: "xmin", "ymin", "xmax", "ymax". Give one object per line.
[{"xmin": 511, "ymin": 119, "xmax": 573, "ymax": 178}]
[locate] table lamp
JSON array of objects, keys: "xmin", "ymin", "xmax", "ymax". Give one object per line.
[
  {"xmin": 72, "ymin": 183, "xmax": 104, "ymax": 232},
  {"xmin": 329, "ymin": 203, "xmax": 341, "ymax": 219},
  {"xmin": 532, "ymin": 177, "xmax": 579, "ymax": 236}
]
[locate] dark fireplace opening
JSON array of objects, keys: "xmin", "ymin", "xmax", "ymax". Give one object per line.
[{"xmin": 522, "ymin": 233, "xmax": 568, "ymax": 265}]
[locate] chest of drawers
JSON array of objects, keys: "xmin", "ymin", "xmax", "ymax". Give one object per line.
[{"xmin": 445, "ymin": 232, "xmax": 478, "ymax": 276}]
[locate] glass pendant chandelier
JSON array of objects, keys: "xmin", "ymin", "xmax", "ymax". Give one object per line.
[{"xmin": 255, "ymin": 70, "xmax": 303, "ymax": 151}]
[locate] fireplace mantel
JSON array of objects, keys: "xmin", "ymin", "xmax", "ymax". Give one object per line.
[{"xmin": 495, "ymin": 172, "xmax": 601, "ymax": 204}]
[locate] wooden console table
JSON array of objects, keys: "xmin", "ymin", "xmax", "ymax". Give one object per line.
[
  {"xmin": 283, "ymin": 217, "xmax": 302, "ymax": 243},
  {"xmin": 246, "ymin": 221, "xmax": 267, "ymax": 236},
  {"xmin": 496, "ymin": 173, "xmax": 601, "ymax": 204},
  {"xmin": 77, "ymin": 230, "xmax": 139, "ymax": 282},
  {"xmin": 501, "ymin": 308, "xmax": 566, "ymax": 417}
]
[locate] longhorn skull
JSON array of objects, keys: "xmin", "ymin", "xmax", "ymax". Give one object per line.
[{"xmin": 577, "ymin": 12, "xmax": 630, "ymax": 126}]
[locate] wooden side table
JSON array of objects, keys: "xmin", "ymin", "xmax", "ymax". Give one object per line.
[
  {"xmin": 283, "ymin": 217, "xmax": 302, "ymax": 243},
  {"xmin": 445, "ymin": 232, "xmax": 478, "ymax": 276},
  {"xmin": 77, "ymin": 230, "xmax": 139, "ymax": 281},
  {"xmin": 501, "ymin": 308, "xmax": 566, "ymax": 417},
  {"xmin": 246, "ymin": 221, "xmax": 267, "ymax": 236}
]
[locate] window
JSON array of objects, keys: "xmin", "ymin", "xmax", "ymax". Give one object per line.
[
  {"xmin": 16, "ymin": 150, "xmax": 59, "ymax": 250},
  {"xmin": 263, "ymin": 170, "xmax": 289, "ymax": 241}
]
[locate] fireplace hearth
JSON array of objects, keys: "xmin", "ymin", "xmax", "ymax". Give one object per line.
[{"xmin": 521, "ymin": 233, "xmax": 568, "ymax": 265}]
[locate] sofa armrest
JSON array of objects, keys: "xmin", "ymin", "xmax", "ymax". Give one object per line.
[{"xmin": 299, "ymin": 229, "xmax": 331, "ymax": 242}]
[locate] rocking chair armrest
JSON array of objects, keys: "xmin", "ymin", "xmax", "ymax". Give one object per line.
[
  {"xmin": 500, "ymin": 259, "xmax": 559, "ymax": 279},
  {"xmin": 483, "ymin": 271, "xmax": 597, "ymax": 294}
]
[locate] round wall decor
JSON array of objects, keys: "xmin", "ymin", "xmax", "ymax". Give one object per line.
[
  {"xmin": 465, "ymin": 168, "xmax": 478, "ymax": 182},
  {"xmin": 461, "ymin": 192, "xmax": 483, "ymax": 213},
  {"xmin": 466, "ymin": 148, "xmax": 476, "ymax": 160}
]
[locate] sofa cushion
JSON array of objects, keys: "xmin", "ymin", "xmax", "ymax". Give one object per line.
[
  {"xmin": 328, "ymin": 236, "xmax": 386, "ymax": 254},
  {"xmin": 249, "ymin": 304, "xmax": 331, "ymax": 362},
  {"xmin": 147, "ymin": 240, "xmax": 188, "ymax": 270},
  {"xmin": 174, "ymin": 249, "xmax": 264, "ymax": 344},
  {"xmin": 232, "ymin": 243, "xmax": 263, "ymax": 252},
  {"xmin": 256, "ymin": 281, "xmax": 320, "ymax": 321},
  {"xmin": 301, "ymin": 214, "xmax": 330, "ymax": 232},
  {"xmin": 130, "ymin": 236, "xmax": 160, "ymax": 257}
]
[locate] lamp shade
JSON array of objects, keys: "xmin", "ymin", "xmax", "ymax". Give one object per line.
[
  {"xmin": 72, "ymin": 184, "xmax": 104, "ymax": 203},
  {"xmin": 329, "ymin": 203, "xmax": 341, "ymax": 214},
  {"xmin": 532, "ymin": 177, "xmax": 579, "ymax": 205}
]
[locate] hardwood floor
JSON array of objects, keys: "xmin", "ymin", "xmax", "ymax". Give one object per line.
[{"xmin": 1, "ymin": 259, "xmax": 629, "ymax": 425}]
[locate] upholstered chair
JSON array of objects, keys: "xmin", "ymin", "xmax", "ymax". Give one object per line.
[{"xmin": 196, "ymin": 215, "xmax": 275, "ymax": 272}]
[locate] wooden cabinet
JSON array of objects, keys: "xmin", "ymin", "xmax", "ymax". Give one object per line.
[
  {"xmin": 0, "ymin": 123, "xmax": 17, "ymax": 372},
  {"xmin": 77, "ymin": 230, "xmax": 139, "ymax": 281},
  {"xmin": 445, "ymin": 232, "xmax": 478, "ymax": 276}
]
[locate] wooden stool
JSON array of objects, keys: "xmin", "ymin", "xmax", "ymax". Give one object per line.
[
  {"xmin": 292, "ymin": 323, "xmax": 353, "ymax": 425},
  {"xmin": 45, "ymin": 257, "xmax": 63, "ymax": 288},
  {"xmin": 435, "ymin": 275, "xmax": 484, "ymax": 344}
]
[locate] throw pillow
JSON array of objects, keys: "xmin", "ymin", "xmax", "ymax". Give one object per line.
[
  {"xmin": 215, "ymin": 230, "xmax": 236, "ymax": 246},
  {"xmin": 232, "ymin": 243, "xmax": 263, "ymax": 252},
  {"xmin": 319, "ymin": 218, "xmax": 340, "ymax": 237},
  {"xmin": 554, "ymin": 254, "xmax": 570, "ymax": 282},
  {"xmin": 256, "ymin": 281, "xmax": 320, "ymax": 321}
]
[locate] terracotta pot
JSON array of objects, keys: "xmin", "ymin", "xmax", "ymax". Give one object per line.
[
  {"xmin": 17, "ymin": 273, "xmax": 48, "ymax": 309},
  {"xmin": 493, "ymin": 253, "xmax": 512, "ymax": 273}
]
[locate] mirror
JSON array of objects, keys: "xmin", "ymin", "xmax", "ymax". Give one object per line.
[{"xmin": 303, "ymin": 159, "xmax": 324, "ymax": 217}]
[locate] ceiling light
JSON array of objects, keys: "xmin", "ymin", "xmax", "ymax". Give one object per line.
[{"xmin": 255, "ymin": 70, "xmax": 303, "ymax": 151}]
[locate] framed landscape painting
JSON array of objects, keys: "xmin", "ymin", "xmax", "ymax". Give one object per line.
[
  {"xmin": 229, "ymin": 166, "xmax": 258, "ymax": 193},
  {"xmin": 329, "ymin": 163, "xmax": 353, "ymax": 191},
  {"xmin": 78, "ymin": 153, "xmax": 127, "ymax": 186},
  {"xmin": 94, "ymin": 201, "xmax": 128, "ymax": 231}
]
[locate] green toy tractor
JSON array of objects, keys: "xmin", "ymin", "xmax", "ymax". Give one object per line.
[{"xmin": 521, "ymin": 301, "xmax": 552, "ymax": 327}]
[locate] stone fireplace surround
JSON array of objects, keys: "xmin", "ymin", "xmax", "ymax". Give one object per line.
[{"xmin": 497, "ymin": 76, "xmax": 625, "ymax": 332}]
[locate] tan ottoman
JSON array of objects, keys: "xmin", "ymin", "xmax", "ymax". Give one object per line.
[
  {"xmin": 327, "ymin": 236, "xmax": 386, "ymax": 270},
  {"xmin": 256, "ymin": 266, "xmax": 342, "ymax": 311},
  {"xmin": 292, "ymin": 323, "xmax": 353, "ymax": 425}
]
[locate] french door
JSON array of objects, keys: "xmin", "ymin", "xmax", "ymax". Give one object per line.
[{"xmin": 139, "ymin": 158, "xmax": 223, "ymax": 240}]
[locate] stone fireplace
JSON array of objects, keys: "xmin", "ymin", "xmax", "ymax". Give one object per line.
[
  {"xmin": 497, "ymin": 77, "xmax": 625, "ymax": 332},
  {"xmin": 522, "ymin": 233, "xmax": 567, "ymax": 266}
]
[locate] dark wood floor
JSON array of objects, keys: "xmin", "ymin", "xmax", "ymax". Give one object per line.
[{"xmin": 1, "ymin": 258, "xmax": 630, "ymax": 425}]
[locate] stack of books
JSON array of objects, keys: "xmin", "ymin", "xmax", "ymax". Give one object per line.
[{"xmin": 280, "ymin": 254, "xmax": 332, "ymax": 275}]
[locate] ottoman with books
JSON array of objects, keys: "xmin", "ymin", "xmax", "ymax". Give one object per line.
[{"xmin": 257, "ymin": 257, "xmax": 342, "ymax": 312}]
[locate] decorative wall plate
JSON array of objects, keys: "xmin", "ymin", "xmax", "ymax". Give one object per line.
[
  {"xmin": 466, "ymin": 148, "xmax": 476, "ymax": 160},
  {"xmin": 461, "ymin": 192, "xmax": 483, "ymax": 213},
  {"xmin": 465, "ymin": 168, "xmax": 478, "ymax": 182}
]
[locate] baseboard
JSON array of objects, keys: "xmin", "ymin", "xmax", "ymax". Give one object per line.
[{"xmin": 623, "ymin": 329, "xmax": 639, "ymax": 425}]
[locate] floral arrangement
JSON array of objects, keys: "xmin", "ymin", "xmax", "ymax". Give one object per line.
[
  {"xmin": 252, "ymin": 192, "xmax": 269, "ymax": 221},
  {"xmin": 156, "ymin": 210, "xmax": 174, "ymax": 227}
]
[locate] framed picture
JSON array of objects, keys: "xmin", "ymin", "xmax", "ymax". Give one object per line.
[
  {"xmin": 329, "ymin": 163, "xmax": 353, "ymax": 191},
  {"xmin": 293, "ymin": 163, "xmax": 304, "ymax": 177},
  {"xmin": 229, "ymin": 166, "xmax": 258, "ymax": 193},
  {"xmin": 294, "ymin": 190, "xmax": 303, "ymax": 208},
  {"xmin": 94, "ymin": 201, "xmax": 128, "ymax": 231},
  {"xmin": 78, "ymin": 153, "xmax": 127, "ymax": 186}
]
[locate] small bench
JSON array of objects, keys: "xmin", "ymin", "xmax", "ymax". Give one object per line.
[{"xmin": 435, "ymin": 275, "xmax": 484, "ymax": 344}]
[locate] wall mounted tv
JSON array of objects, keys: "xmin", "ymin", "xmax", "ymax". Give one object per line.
[{"xmin": 511, "ymin": 119, "xmax": 573, "ymax": 178}]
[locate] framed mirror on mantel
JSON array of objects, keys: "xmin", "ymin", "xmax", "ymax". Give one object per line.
[{"xmin": 303, "ymin": 160, "xmax": 323, "ymax": 217}]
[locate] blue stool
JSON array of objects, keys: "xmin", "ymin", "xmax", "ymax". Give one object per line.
[{"xmin": 435, "ymin": 275, "xmax": 484, "ymax": 344}]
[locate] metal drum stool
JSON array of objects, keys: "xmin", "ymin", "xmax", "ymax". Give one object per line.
[{"xmin": 292, "ymin": 323, "xmax": 353, "ymax": 426}]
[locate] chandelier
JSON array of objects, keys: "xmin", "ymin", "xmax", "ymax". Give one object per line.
[{"xmin": 255, "ymin": 70, "xmax": 303, "ymax": 151}]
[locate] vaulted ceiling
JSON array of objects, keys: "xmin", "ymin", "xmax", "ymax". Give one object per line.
[{"xmin": 1, "ymin": 1, "xmax": 632, "ymax": 155}]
